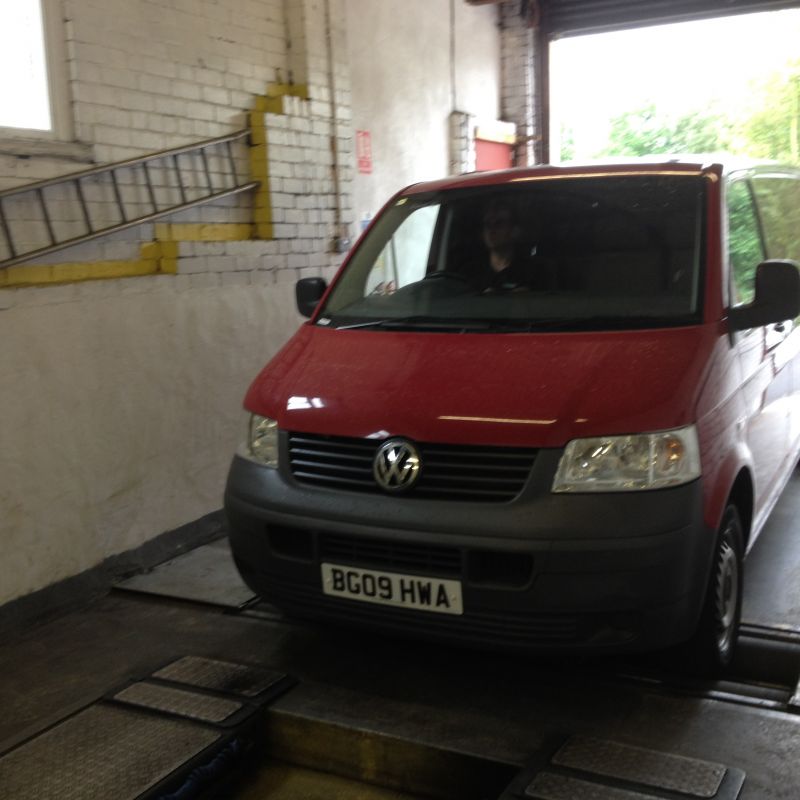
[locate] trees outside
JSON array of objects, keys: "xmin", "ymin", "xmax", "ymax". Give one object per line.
[
  {"xmin": 597, "ymin": 59, "xmax": 800, "ymax": 163},
  {"xmin": 738, "ymin": 60, "xmax": 800, "ymax": 162},
  {"xmin": 602, "ymin": 103, "xmax": 730, "ymax": 157},
  {"xmin": 559, "ymin": 124, "xmax": 576, "ymax": 162}
]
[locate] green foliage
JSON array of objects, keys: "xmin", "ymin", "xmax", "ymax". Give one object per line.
[
  {"xmin": 559, "ymin": 124, "xmax": 576, "ymax": 162},
  {"xmin": 737, "ymin": 60, "xmax": 800, "ymax": 162},
  {"xmin": 601, "ymin": 103, "xmax": 730, "ymax": 157},
  {"xmin": 727, "ymin": 182, "xmax": 762, "ymax": 304},
  {"xmin": 752, "ymin": 176, "xmax": 800, "ymax": 261},
  {"xmin": 597, "ymin": 59, "xmax": 800, "ymax": 163}
]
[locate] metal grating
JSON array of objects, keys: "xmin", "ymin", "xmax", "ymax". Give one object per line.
[
  {"xmin": 152, "ymin": 656, "xmax": 284, "ymax": 697},
  {"xmin": 0, "ymin": 705, "xmax": 218, "ymax": 800},
  {"xmin": 288, "ymin": 432, "xmax": 536, "ymax": 502},
  {"xmin": 526, "ymin": 772, "xmax": 659, "ymax": 800},
  {"xmin": 551, "ymin": 736, "xmax": 726, "ymax": 798},
  {"xmin": 320, "ymin": 533, "xmax": 462, "ymax": 576},
  {"xmin": 113, "ymin": 681, "xmax": 242, "ymax": 724}
]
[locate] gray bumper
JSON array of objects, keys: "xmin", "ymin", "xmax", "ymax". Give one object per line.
[{"xmin": 224, "ymin": 450, "xmax": 715, "ymax": 652}]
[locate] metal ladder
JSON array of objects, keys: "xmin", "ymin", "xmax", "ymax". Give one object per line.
[{"xmin": 0, "ymin": 130, "xmax": 258, "ymax": 269}]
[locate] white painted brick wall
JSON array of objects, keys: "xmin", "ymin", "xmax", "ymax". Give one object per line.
[
  {"xmin": 449, "ymin": 111, "xmax": 477, "ymax": 175},
  {"xmin": 0, "ymin": 0, "xmax": 499, "ymax": 606},
  {"xmin": 0, "ymin": 0, "xmax": 288, "ymax": 262},
  {"xmin": 499, "ymin": 0, "xmax": 538, "ymax": 166}
]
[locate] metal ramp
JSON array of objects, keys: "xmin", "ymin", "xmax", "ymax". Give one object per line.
[
  {"xmin": 0, "ymin": 657, "xmax": 293, "ymax": 800},
  {"xmin": 502, "ymin": 736, "xmax": 745, "ymax": 800},
  {"xmin": 0, "ymin": 130, "xmax": 258, "ymax": 269}
]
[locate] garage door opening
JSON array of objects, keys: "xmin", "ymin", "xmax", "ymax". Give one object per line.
[{"xmin": 549, "ymin": 9, "xmax": 800, "ymax": 164}]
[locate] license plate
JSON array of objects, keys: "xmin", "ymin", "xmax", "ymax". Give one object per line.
[{"xmin": 321, "ymin": 562, "xmax": 463, "ymax": 615}]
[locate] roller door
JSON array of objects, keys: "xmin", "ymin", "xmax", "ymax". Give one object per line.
[{"xmin": 543, "ymin": 0, "xmax": 800, "ymax": 37}]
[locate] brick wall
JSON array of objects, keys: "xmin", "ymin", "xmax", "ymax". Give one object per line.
[
  {"xmin": 0, "ymin": 0, "xmax": 353, "ymax": 276},
  {"xmin": 0, "ymin": 0, "xmax": 501, "ymax": 606},
  {"xmin": 0, "ymin": 0, "xmax": 354, "ymax": 605},
  {"xmin": 449, "ymin": 110, "xmax": 477, "ymax": 175},
  {"xmin": 65, "ymin": 0, "xmax": 286, "ymax": 161},
  {"xmin": 499, "ymin": 0, "xmax": 537, "ymax": 166}
]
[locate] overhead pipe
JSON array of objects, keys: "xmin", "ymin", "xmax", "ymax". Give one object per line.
[{"xmin": 324, "ymin": 0, "xmax": 349, "ymax": 253}]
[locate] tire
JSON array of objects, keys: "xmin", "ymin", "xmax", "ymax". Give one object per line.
[{"xmin": 687, "ymin": 505, "xmax": 744, "ymax": 675}]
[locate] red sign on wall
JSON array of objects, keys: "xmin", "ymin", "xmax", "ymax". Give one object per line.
[{"xmin": 356, "ymin": 130, "xmax": 372, "ymax": 174}]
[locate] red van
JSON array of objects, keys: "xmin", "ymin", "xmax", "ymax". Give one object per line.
[{"xmin": 225, "ymin": 161, "xmax": 800, "ymax": 671}]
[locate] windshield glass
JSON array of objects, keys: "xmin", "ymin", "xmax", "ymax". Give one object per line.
[{"xmin": 320, "ymin": 174, "xmax": 707, "ymax": 332}]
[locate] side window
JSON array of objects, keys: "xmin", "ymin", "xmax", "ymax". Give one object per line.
[
  {"xmin": 751, "ymin": 175, "xmax": 800, "ymax": 263},
  {"xmin": 726, "ymin": 180, "xmax": 764, "ymax": 306},
  {"xmin": 364, "ymin": 204, "xmax": 440, "ymax": 296}
]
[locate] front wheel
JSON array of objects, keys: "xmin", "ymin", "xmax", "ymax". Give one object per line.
[{"xmin": 687, "ymin": 505, "xmax": 744, "ymax": 674}]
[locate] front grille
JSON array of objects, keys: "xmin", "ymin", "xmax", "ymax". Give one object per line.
[
  {"xmin": 287, "ymin": 432, "xmax": 536, "ymax": 502},
  {"xmin": 264, "ymin": 574, "xmax": 581, "ymax": 645},
  {"xmin": 320, "ymin": 533, "xmax": 462, "ymax": 577}
]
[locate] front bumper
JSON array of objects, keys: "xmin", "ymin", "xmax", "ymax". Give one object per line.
[{"xmin": 225, "ymin": 447, "xmax": 715, "ymax": 653}]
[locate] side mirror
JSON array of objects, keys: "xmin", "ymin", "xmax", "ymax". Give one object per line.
[
  {"xmin": 296, "ymin": 277, "xmax": 328, "ymax": 318},
  {"xmin": 728, "ymin": 260, "xmax": 800, "ymax": 331}
]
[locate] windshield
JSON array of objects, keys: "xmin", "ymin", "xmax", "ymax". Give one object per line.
[{"xmin": 320, "ymin": 175, "xmax": 707, "ymax": 332}]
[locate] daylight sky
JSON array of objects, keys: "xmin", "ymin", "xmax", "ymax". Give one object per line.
[
  {"xmin": 0, "ymin": 0, "xmax": 51, "ymax": 130},
  {"xmin": 549, "ymin": 9, "xmax": 800, "ymax": 160}
]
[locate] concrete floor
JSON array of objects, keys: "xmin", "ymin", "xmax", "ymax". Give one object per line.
[
  {"xmin": 2, "ymin": 472, "xmax": 800, "ymax": 798},
  {"xmin": 742, "ymin": 470, "xmax": 800, "ymax": 630},
  {"xmin": 1, "ymin": 584, "xmax": 800, "ymax": 797}
]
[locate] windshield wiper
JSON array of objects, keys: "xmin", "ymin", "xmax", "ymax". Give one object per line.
[
  {"xmin": 487, "ymin": 315, "xmax": 685, "ymax": 332},
  {"xmin": 331, "ymin": 315, "xmax": 686, "ymax": 333},
  {"xmin": 331, "ymin": 316, "xmax": 491, "ymax": 332}
]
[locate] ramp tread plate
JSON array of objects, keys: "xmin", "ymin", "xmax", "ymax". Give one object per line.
[
  {"xmin": 526, "ymin": 772, "xmax": 661, "ymax": 800},
  {"xmin": 152, "ymin": 655, "xmax": 284, "ymax": 697},
  {"xmin": 0, "ymin": 704, "xmax": 219, "ymax": 800},
  {"xmin": 552, "ymin": 736, "xmax": 725, "ymax": 798},
  {"xmin": 114, "ymin": 541, "xmax": 256, "ymax": 609},
  {"xmin": 113, "ymin": 681, "xmax": 243, "ymax": 724}
]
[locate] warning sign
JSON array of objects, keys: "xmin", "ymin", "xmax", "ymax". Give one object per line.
[{"xmin": 356, "ymin": 130, "xmax": 372, "ymax": 174}]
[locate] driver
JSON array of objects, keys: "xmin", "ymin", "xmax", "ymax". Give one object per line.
[{"xmin": 475, "ymin": 198, "xmax": 554, "ymax": 292}]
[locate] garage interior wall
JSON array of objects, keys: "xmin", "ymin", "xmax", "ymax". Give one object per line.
[
  {"xmin": 347, "ymin": 0, "xmax": 500, "ymax": 219},
  {"xmin": 0, "ymin": 0, "xmax": 503, "ymax": 608}
]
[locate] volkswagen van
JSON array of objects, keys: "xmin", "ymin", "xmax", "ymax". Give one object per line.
[{"xmin": 225, "ymin": 160, "xmax": 800, "ymax": 671}]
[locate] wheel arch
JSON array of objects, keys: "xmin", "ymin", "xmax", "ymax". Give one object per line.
[{"xmin": 727, "ymin": 468, "xmax": 754, "ymax": 549}]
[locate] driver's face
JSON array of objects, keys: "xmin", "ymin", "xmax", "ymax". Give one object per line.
[{"xmin": 482, "ymin": 210, "xmax": 515, "ymax": 250}]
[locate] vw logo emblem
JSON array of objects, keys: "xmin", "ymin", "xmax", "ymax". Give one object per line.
[{"xmin": 373, "ymin": 438, "xmax": 421, "ymax": 492}]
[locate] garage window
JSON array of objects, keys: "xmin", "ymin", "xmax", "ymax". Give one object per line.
[
  {"xmin": 751, "ymin": 175, "xmax": 800, "ymax": 263},
  {"xmin": 727, "ymin": 181, "xmax": 764, "ymax": 306},
  {"xmin": 0, "ymin": 0, "xmax": 71, "ymax": 140}
]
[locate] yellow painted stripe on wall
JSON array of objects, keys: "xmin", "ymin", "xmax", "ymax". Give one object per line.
[
  {"xmin": 154, "ymin": 223, "xmax": 254, "ymax": 241},
  {"xmin": 267, "ymin": 83, "xmax": 309, "ymax": 99},
  {"xmin": 249, "ymin": 83, "xmax": 309, "ymax": 240},
  {"xmin": 0, "ymin": 259, "xmax": 159, "ymax": 288},
  {"xmin": 253, "ymin": 83, "xmax": 309, "ymax": 112},
  {"xmin": 255, "ymin": 223, "xmax": 274, "ymax": 239}
]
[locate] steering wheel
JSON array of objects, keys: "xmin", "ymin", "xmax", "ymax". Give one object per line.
[{"xmin": 422, "ymin": 270, "xmax": 470, "ymax": 283}]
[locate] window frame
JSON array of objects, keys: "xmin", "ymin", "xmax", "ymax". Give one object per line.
[{"xmin": 725, "ymin": 175, "xmax": 766, "ymax": 309}]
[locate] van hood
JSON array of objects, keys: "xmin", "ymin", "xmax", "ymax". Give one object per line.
[{"xmin": 245, "ymin": 324, "xmax": 717, "ymax": 448}]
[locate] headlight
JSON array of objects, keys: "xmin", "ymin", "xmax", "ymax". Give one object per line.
[
  {"xmin": 552, "ymin": 425, "xmax": 701, "ymax": 493},
  {"xmin": 241, "ymin": 414, "xmax": 279, "ymax": 467}
]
